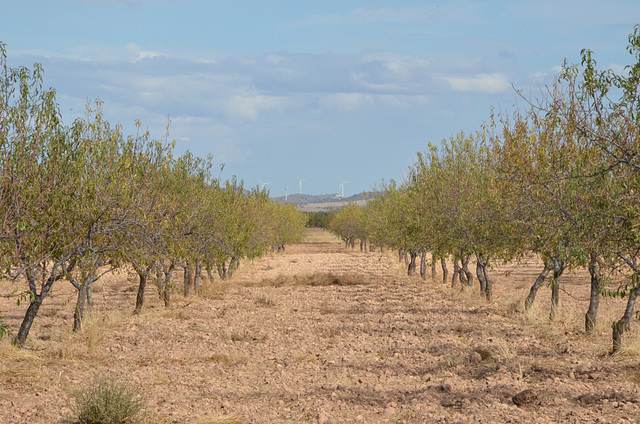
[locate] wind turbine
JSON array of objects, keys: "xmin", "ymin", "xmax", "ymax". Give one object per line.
[
  {"xmin": 296, "ymin": 176, "xmax": 307, "ymax": 194},
  {"xmin": 258, "ymin": 178, "xmax": 271, "ymax": 190},
  {"xmin": 338, "ymin": 177, "xmax": 349, "ymax": 198},
  {"xmin": 284, "ymin": 184, "xmax": 289, "ymax": 202}
]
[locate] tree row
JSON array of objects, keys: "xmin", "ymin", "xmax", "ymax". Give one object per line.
[
  {"xmin": 0, "ymin": 44, "xmax": 307, "ymax": 346},
  {"xmin": 329, "ymin": 26, "xmax": 640, "ymax": 354}
]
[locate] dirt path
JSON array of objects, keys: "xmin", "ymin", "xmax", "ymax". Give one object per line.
[{"xmin": 1, "ymin": 239, "xmax": 640, "ymax": 423}]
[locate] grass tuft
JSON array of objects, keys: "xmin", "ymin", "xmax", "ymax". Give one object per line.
[
  {"xmin": 254, "ymin": 296, "xmax": 274, "ymax": 306},
  {"xmin": 64, "ymin": 375, "xmax": 147, "ymax": 424}
]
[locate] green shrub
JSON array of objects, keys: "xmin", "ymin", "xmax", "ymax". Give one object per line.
[{"xmin": 65, "ymin": 375, "xmax": 147, "ymax": 424}]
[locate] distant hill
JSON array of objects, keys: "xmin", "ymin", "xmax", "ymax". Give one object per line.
[{"xmin": 271, "ymin": 192, "xmax": 367, "ymax": 212}]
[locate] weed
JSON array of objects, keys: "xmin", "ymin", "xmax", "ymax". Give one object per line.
[
  {"xmin": 438, "ymin": 354, "xmax": 466, "ymax": 370},
  {"xmin": 64, "ymin": 375, "xmax": 147, "ymax": 424},
  {"xmin": 254, "ymin": 296, "xmax": 274, "ymax": 306},
  {"xmin": 495, "ymin": 340, "xmax": 515, "ymax": 361}
]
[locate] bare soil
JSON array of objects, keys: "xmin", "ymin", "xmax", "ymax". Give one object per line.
[{"xmin": 1, "ymin": 230, "xmax": 640, "ymax": 423}]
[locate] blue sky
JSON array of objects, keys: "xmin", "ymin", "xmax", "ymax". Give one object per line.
[{"xmin": 2, "ymin": 1, "xmax": 639, "ymax": 196}]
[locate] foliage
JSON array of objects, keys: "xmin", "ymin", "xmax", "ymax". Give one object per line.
[
  {"xmin": 328, "ymin": 203, "xmax": 369, "ymax": 248},
  {"xmin": 305, "ymin": 211, "xmax": 332, "ymax": 228}
]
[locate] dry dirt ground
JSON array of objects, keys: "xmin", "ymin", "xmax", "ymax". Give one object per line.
[{"xmin": 1, "ymin": 229, "xmax": 640, "ymax": 423}]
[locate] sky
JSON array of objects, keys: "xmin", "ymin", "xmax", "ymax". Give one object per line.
[{"xmin": 2, "ymin": 0, "xmax": 639, "ymax": 196}]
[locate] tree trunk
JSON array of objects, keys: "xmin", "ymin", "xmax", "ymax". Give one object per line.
[
  {"xmin": 481, "ymin": 256, "xmax": 492, "ymax": 301},
  {"xmin": 476, "ymin": 257, "xmax": 486, "ymax": 293},
  {"xmin": 524, "ymin": 261, "xmax": 552, "ymax": 310},
  {"xmin": 73, "ymin": 284, "xmax": 88, "ymax": 332},
  {"xmin": 441, "ymin": 258, "xmax": 448, "ymax": 284},
  {"xmin": 229, "ymin": 257, "xmax": 240, "ymax": 278},
  {"xmin": 419, "ymin": 251, "xmax": 427, "ymax": 280},
  {"xmin": 161, "ymin": 264, "xmax": 175, "ymax": 307},
  {"xmin": 134, "ymin": 272, "xmax": 147, "ymax": 315},
  {"xmin": 194, "ymin": 262, "xmax": 202, "ymax": 294},
  {"xmin": 431, "ymin": 256, "xmax": 437, "ymax": 279},
  {"xmin": 458, "ymin": 263, "xmax": 468, "ymax": 286},
  {"xmin": 398, "ymin": 249, "xmax": 404, "ymax": 263},
  {"xmin": 461, "ymin": 255, "xmax": 473, "ymax": 287},
  {"xmin": 585, "ymin": 252, "xmax": 601, "ymax": 333},
  {"xmin": 15, "ymin": 258, "xmax": 74, "ymax": 346},
  {"xmin": 15, "ymin": 294, "xmax": 44, "ymax": 346},
  {"xmin": 452, "ymin": 260, "xmax": 460, "ymax": 288},
  {"xmin": 612, "ymin": 283, "xmax": 640, "ymax": 354},
  {"xmin": 407, "ymin": 251, "xmax": 417, "ymax": 276},
  {"xmin": 550, "ymin": 257, "xmax": 566, "ymax": 320},
  {"xmin": 87, "ymin": 283, "xmax": 94, "ymax": 308},
  {"xmin": 207, "ymin": 267, "xmax": 214, "ymax": 281},
  {"xmin": 217, "ymin": 262, "xmax": 228, "ymax": 280},
  {"xmin": 183, "ymin": 263, "xmax": 191, "ymax": 297},
  {"xmin": 474, "ymin": 253, "xmax": 492, "ymax": 300}
]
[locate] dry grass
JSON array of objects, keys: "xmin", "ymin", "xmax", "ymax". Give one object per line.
[
  {"xmin": 41, "ymin": 309, "xmax": 128, "ymax": 361},
  {"xmin": 201, "ymin": 352, "xmax": 247, "ymax": 366},
  {"xmin": 0, "ymin": 341, "xmax": 44, "ymax": 381},
  {"xmin": 197, "ymin": 414, "xmax": 244, "ymax": 424},
  {"xmin": 244, "ymin": 272, "xmax": 366, "ymax": 288},
  {"xmin": 494, "ymin": 338, "xmax": 515, "ymax": 361},
  {"xmin": 302, "ymin": 228, "xmax": 342, "ymax": 243},
  {"xmin": 0, "ymin": 341, "xmax": 40, "ymax": 362},
  {"xmin": 199, "ymin": 280, "xmax": 229, "ymax": 299},
  {"xmin": 318, "ymin": 300, "xmax": 336, "ymax": 315}
]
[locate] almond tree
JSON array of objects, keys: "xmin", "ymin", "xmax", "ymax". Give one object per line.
[
  {"xmin": 154, "ymin": 151, "xmax": 212, "ymax": 305},
  {"xmin": 329, "ymin": 203, "xmax": 364, "ymax": 249},
  {"xmin": 554, "ymin": 25, "xmax": 640, "ymax": 351},
  {"xmin": 64, "ymin": 103, "xmax": 147, "ymax": 330},
  {"xmin": 118, "ymin": 139, "xmax": 177, "ymax": 314},
  {"xmin": 411, "ymin": 130, "xmax": 521, "ymax": 299},
  {"xmin": 497, "ymin": 103, "xmax": 596, "ymax": 319},
  {"xmin": 260, "ymin": 196, "xmax": 307, "ymax": 253},
  {"xmin": 0, "ymin": 45, "xmax": 82, "ymax": 345}
]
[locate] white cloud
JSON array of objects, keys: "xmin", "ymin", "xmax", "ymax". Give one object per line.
[
  {"xmin": 444, "ymin": 73, "xmax": 511, "ymax": 94},
  {"xmin": 55, "ymin": 43, "xmax": 167, "ymax": 63},
  {"xmin": 226, "ymin": 91, "xmax": 294, "ymax": 121}
]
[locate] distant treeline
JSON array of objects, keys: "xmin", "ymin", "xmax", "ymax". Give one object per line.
[{"xmin": 305, "ymin": 211, "xmax": 334, "ymax": 228}]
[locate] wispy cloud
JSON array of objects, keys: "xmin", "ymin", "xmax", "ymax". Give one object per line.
[{"xmin": 444, "ymin": 73, "xmax": 511, "ymax": 94}]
